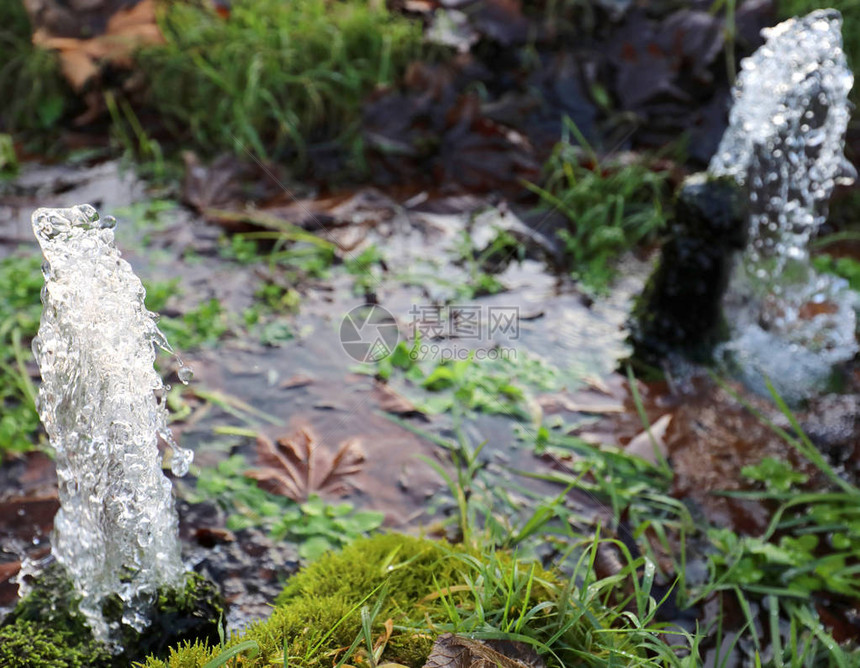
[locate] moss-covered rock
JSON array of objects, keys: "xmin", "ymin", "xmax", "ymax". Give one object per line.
[
  {"xmin": 143, "ymin": 533, "xmax": 455, "ymax": 668},
  {"xmin": 141, "ymin": 532, "xmax": 650, "ymax": 668},
  {"xmin": 1, "ymin": 563, "xmax": 223, "ymax": 667},
  {"xmin": 628, "ymin": 173, "xmax": 747, "ymax": 369}
]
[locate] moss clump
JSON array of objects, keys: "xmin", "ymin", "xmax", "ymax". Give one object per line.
[
  {"xmin": 143, "ymin": 532, "xmax": 654, "ymax": 668},
  {"xmin": 1, "ymin": 564, "xmax": 223, "ymax": 667},
  {"xmin": 0, "ymin": 620, "xmax": 111, "ymax": 668},
  {"xmin": 144, "ymin": 533, "xmax": 455, "ymax": 668}
]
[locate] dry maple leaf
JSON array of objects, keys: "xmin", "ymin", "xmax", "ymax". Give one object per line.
[{"xmin": 245, "ymin": 427, "xmax": 365, "ymax": 502}]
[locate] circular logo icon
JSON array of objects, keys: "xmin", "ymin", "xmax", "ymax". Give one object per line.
[{"xmin": 339, "ymin": 304, "xmax": 399, "ymax": 362}]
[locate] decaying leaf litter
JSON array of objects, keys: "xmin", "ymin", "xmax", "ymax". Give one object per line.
[{"xmin": 2, "ymin": 0, "xmax": 860, "ymax": 665}]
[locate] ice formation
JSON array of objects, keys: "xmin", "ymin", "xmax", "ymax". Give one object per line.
[
  {"xmin": 30, "ymin": 204, "xmax": 193, "ymax": 644},
  {"xmin": 709, "ymin": 10, "xmax": 858, "ymax": 401}
]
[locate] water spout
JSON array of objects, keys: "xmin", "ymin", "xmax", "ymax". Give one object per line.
[
  {"xmin": 29, "ymin": 204, "xmax": 193, "ymax": 644},
  {"xmin": 709, "ymin": 9, "xmax": 858, "ymax": 401}
]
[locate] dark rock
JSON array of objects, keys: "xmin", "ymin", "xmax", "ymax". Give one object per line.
[
  {"xmin": 1, "ymin": 561, "xmax": 223, "ymax": 667},
  {"xmin": 628, "ymin": 173, "xmax": 747, "ymax": 369}
]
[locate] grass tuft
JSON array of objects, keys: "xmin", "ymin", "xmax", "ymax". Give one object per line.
[
  {"xmin": 526, "ymin": 118, "xmax": 671, "ymax": 292},
  {"xmin": 136, "ymin": 0, "xmax": 423, "ymax": 165}
]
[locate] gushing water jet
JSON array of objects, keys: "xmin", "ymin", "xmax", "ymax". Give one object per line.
[
  {"xmin": 631, "ymin": 10, "xmax": 858, "ymax": 400},
  {"xmin": 28, "ymin": 203, "xmax": 193, "ymax": 645},
  {"xmin": 710, "ymin": 9, "xmax": 858, "ymax": 401}
]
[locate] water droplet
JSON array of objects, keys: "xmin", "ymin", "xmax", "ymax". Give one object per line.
[
  {"xmin": 170, "ymin": 448, "xmax": 193, "ymax": 477},
  {"xmin": 177, "ymin": 367, "xmax": 193, "ymax": 384}
]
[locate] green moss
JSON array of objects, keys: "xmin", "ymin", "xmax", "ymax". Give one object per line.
[
  {"xmin": 0, "ymin": 620, "xmax": 111, "ymax": 668},
  {"xmin": 2, "ymin": 564, "xmax": 223, "ymax": 667},
  {"xmin": 145, "ymin": 534, "xmax": 454, "ymax": 667},
  {"xmin": 143, "ymin": 533, "xmax": 660, "ymax": 668}
]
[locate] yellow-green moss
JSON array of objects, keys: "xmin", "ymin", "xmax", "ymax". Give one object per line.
[
  {"xmin": 141, "ymin": 533, "xmax": 635, "ymax": 668},
  {"xmin": 0, "ymin": 619, "xmax": 112, "ymax": 668},
  {"xmin": 143, "ymin": 533, "xmax": 457, "ymax": 667}
]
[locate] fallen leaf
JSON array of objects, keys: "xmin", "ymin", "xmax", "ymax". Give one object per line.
[
  {"xmin": 280, "ymin": 374, "xmax": 314, "ymax": 389},
  {"xmin": 374, "ymin": 382, "xmax": 427, "ymax": 419},
  {"xmin": 536, "ymin": 392, "xmax": 625, "ymax": 414},
  {"xmin": 422, "ymin": 633, "xmax": 545, "ymax": 668},
  {"xmin": 33, "ymin": 0, "xmax": 165, "ymax": 92},
  {"xmin": 625, "ymin": 413, "xmax": 672, "ymax": 465},
  {"xmin": 246, "ymin": 427, "xmax": 365, "ymax": 502},
  {"xmin": 0, "ymin": 561, "xmax": 20, "ymax": 584}
]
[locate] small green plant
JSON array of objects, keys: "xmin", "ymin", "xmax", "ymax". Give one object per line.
[
  {"xmin": 116, "ymin": 199, "xmax": 177, "ymax": 231},
  {"xmin": 0, "ymin": 133, "xmax": 18, "ymax": 177},
  {"xmin": 812, "ymin": 253, "xmax": 860, "ymax": 291},
  {"xmin": 270, "ymin": 495, "xmax": 385, "ymax": 561},
  {"xmin": 740, "ymin": 456, "xmax": 808, "ymax": 492},
  {"xmin": 0, "ymin": 253, "xmax": 44, "ymax": 456},
  {"xmin": 526, "ymin": 118, "xmax": 670, "ymax": 292},
  {"xmin": 254, "ymin": 282, "xmax": 301, "ymax": 313},
  {"xmin": 190, "ymin": 454, "xmax": 384, "ymax": 561},
  {"xmin": 159, "ymin": 298, "xmax": 229, "ymax": 351},
  {"xmin": 344, "ymin": 244, "xmax": 385, "ymax": 296},
  {"xmin": 220, "ymin": 231, "xmax": 337, "ymax": 282},
  {"xmin": 450, "ymin": 229, "xmax": 515, "ymax": 299},
  {"xmin": 218, "ymin": 234, "xmax": 260, "ymax": 265},
  {"xmin": 105, "ymin": 92, "xmax": 171, "ymax": 183},
  {"xmin": 367, "ymin": 343, "xmax": 559, "ymax": 420},
  {"xmin": 143, "ymin": 279, "xmax": 180, "ymax": 314},
  {"xmin": 418, "ymin": 355, "xmax": 528, "ymax": 417}
]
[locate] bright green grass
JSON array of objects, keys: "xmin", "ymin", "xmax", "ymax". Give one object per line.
[
  {"xmin": 0, "ymin": 253, "xmax": 43, "ymax": 456},
  {"xmin": 0, "ymin": 2, "xmax": 69, "ymax": 134},
  {"xmin": 136, "ymin": 0, "xmax": 424, "ymax": 164},
  {"xmin": 526, "ymin": 119, "xmax": 671, "ymax": 293}
]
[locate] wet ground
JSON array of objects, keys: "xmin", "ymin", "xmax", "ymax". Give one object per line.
[{"xmin": 1, "ymin": 159, "xmax": 859, "ymax": 651}]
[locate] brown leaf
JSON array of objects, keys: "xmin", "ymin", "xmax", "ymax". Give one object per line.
[
  {"xmin": 536, "ymin": 392, "xmax": 624, "ymax": 414},
  {"xmin": 422, "ymin": 634, "xmax": 544, "ymax": 668},
  {"xmin": 280, "ymin": 374, "xmax": 314, "ymax": 389},
  {"xmin": 625, "ymin": 413, "xmax": 672, "ymax": 465},
  {"xmin": 246, "ymin": 428, "xmax": 365, "ymax": 502},
  {"xmin": 33, "ymin": 0, "xmax": 164, "ymax": 92},
  {"xmin": 374, "ymin": 382, "xmax": 427, "ymax": 419}
]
